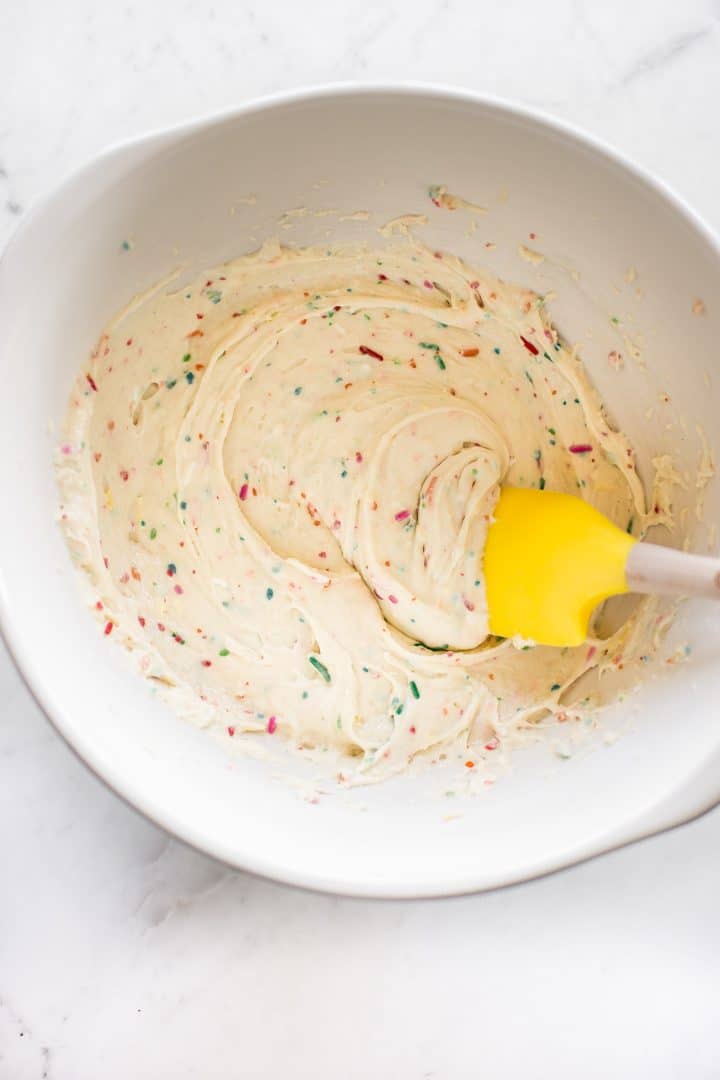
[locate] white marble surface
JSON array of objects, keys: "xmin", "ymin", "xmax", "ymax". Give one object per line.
[{"xmin": 2, "ymin": 1, "xmax": 720, "ymax": 1076}]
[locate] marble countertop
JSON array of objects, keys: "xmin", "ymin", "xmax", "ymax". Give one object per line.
[{"xmin": 2, "ymin": 1, "xmax": 720, "ymax": 1076}]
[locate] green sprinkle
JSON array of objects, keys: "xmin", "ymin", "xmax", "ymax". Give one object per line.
[
  {"xmin": 409, "ymin": 680, "xmax": 420, "ymax": 699},
  {"xmin": 419, "ymin": 341, "xmax": 440, "ymax": 350},
  {"xmin": 550, "ymin": 683, "xmax": 561, "ymax": 691},
  {"xmin": 219, "ymin": 648, "xmax": 229, "ymax": 657},
  {"xmin": 149, "ymin": 527, "xmax": 157, "ymax": 540},
  {"xmin": 435, "ymin": 354, "xmax": 447, "ymax": 371},
  {"xmin": 266, "ymin": 587, "xmax": 274, "ymax": 600},
  {"xmin": 156, "ymin": 457, "xmax": 164, "ymax": 466},
  {"xmin": 539, "ymin": 476, "xmax": 546, "ymax": 490},
  {"xmin": 548, "ymin": 427, "xmax": 556, "ymax": 435},
  {"xmin": 206, "ymin": 289, "xmax": 222, "ymax": 303},
  {"xmin": 293, "ymin": 386, "xmax": 303, "ymax": 396},
  {"xmin": 309, "ymin": 655, "xmax": 331, "ymax": 682},
  {"xmin": 180, "ymin": 500, "xmax": 187, "ymax": 510},
  {"xmin": 626, "ymin": 516, "xmax": 634, "ymax": 534},
  {"xmin": 413, "ymin": 641, "xmax": 449, "ymax": 652},
  {"xmin": 493, "ymin": 347, "xmax": 501, "ymax": 355},
  {"xmin": 166, "ymin": 379, "xmax": 177, "ymax": 389},
  {"xmin": 543, "ymin": 351, "xmax": 554, "ymax": 362},
  {"xmin": 121, "ymin": 240, "xmax": 132, "ymax": 251},
  {"xmin": 185, "ymin": 371, "xmax": 194, "ymax": 384},
  {"xmin": 182, "ymin": 353, "xmax": 192, "ymax": 363},
  {"xmin": 336, "ymin": 716, "xmax": 342, "ymax": 730},
  {"xmin": 167, "ymin": 562, "xmax": 176, "ymax": 575}
]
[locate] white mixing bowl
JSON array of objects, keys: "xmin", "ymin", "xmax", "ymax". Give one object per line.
[{"xmin": 1, "ymin": 86, "xmax": 719, "ymax": 897}]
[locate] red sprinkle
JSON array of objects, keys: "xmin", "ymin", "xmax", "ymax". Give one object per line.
[
  {"xmin": 103, "ymin": 621, "xmax": 113, "ymax": 635},
  {"xmin": 86, "ymin": 374, "xmax": 98, "ymax": 392},
  {"xmin": 520, "ymin": 335, "xmax": 539, "ymax": 355},
  {"xmin": 227, "ymin": 726, "xmax": 235, "ymax": 736},
  {"xmin": 569, "ymin": 443, "xmax": 593, "ymax": 454},
  {"xmin": 239, "ymin": 483, "xmax": 249, "ymax": 501},
  {"xmin": 355, "ymin": 451, "xmax": 363, "ymax": 463},
  {"xmin": 388, "ymin": 594, "xmax": 399, "ymax": 604},
  {"xmin": 138, "ymin": 616, "xmax": 146, "ymax": 627},
  {"xmin": 378, "ymin": 273, "xmax": 388, "ymax": 281},
  {"xmin": 201, "ymin": 659, "xmax": 212, "ymax": 667},
  {"xmin": 359, "ymin": 345, "xmax": 384, "ymax": 362},
  {"xmin": 394, "ymin": 509, "xmax": 410, "ymax": 522},
  {"xmin": 267, "ymin": 716, "xmax": 277, "ymax": 734}
]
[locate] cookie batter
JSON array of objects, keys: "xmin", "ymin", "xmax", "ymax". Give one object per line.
[{"xmin": 58, "ymin": 241, "xmax": 656, "ymax": 780}]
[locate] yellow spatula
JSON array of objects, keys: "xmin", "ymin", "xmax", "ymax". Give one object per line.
[{"xmin": 484, "ymin": 487, "xmax": 720, "ymax": 647}]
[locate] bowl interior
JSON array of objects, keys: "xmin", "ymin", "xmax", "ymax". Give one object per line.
[{"xmin": 1, "ymin": 88, "xmax": 719, "ymax": 896}]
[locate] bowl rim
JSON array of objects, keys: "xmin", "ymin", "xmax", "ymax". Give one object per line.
[{"xmin": 2, "ymin": 81, "xmax": 720, "ymax": 899}]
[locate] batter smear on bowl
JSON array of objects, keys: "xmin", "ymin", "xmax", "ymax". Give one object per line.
[{"xmin": 58, "ymin": 241, "xmax": 665, "ymax": 781}]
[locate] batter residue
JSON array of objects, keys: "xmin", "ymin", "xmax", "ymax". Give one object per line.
[{"xmin": 58, "ymin": 241, "xmax": 658, "ymax": 781}]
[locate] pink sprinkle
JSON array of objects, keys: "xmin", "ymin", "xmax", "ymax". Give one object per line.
[
  {"xmin": 586, "ymin": 645, "xmax": 597, "ymax": 661},
  {"xmin": 267, "ymin": 716, "xmax": 277, "ymax": 734},
  {"xmin": 484, "ymin": 736, "xmax": 499, "ymax": 751},
  {"xmin": 388, "ymin": 594, "xmax": 399, "ymax": 604},
  {"xmin": 569, "ymin": 443, "xmax": 593, "ymax": 454},
  {"xmin": 355, "ymin": 451, "xmax": 363, "ymax": 463},
  {"xmin": 423, "ymin": 279, "xmax": 434, "ymax": 289},
  {"xmin": 409, "ymin": 725, "xmax": 417, "ymax": 734},
  {"xmin": 227, "ymin": 725, "xmax": 236, "ymax": 736},
  {"xmin": 463, "ymin": 597, "xmax": 475, "ymax": 612},
  {"xmin": 239, "ymin": 483, "xmax": 249, "ymax": 500},
  {"xmin": 61, "ymin": 443, "xmax": 72, "ymax": 455},
  {"xmin": 394, "ymin": 509, "xmax": 410, "ymax": 522},
  {"xmin": 174, "ymin": 584, "xmax": 183, "ymax": 594}
]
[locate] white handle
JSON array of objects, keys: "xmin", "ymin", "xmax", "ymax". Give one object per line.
[{"xmin": 626, "ymin": 542, "xmax": 720, "ymax": 600}]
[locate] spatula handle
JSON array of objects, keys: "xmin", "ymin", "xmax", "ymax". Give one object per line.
[{"xmin": 626, "ymin": 542, "xmax": 720, "ymax": 600}]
